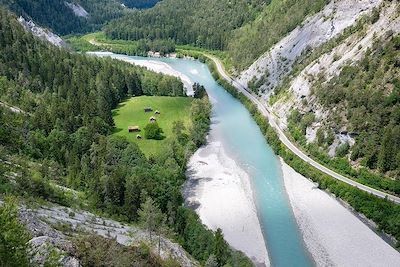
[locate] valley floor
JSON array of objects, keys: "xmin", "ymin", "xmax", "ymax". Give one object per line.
[
  {"xmin": 88, "ymin": 51, "xmax": 400, "ymax": 266},
  {"xmin": 281, "ymin": 159, "xmax": 400, "ymax": 266}
]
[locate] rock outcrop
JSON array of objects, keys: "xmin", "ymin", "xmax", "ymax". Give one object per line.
[
  {"xmin": 64, "ymin": 2, "xmax": 89, "ymax": 18},
  {"xmin": 17, "ymin": 202, "xmax": 198, "ymax": 267},
  {"xmin": 17, "ymin": 16, "xmax": 67, "ymax": 48}
]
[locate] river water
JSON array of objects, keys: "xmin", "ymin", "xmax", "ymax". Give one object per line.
[{"xmin": 91, "ymin": 52, "xmax": 313, "ymax": 267}]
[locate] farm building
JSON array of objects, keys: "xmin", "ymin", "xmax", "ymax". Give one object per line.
[
  {"xmin": 149, "ymin": 116, "xmax": 156, "ymax": 122},
  {"xmin": 136, "ymin": 134, "xmax": 142, "ymax": 139},
  {"xmin": 128, "ymin": 126, "xmax": 140, "ymax": 132},
  {"xmin": 144, "ymin": 107, "xmax": 153, "ymax": 112},
  {"xmin": 155, "ymin": 110, "xmax": 160, "ymax": 114}
]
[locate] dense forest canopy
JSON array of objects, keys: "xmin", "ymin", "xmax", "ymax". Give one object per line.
[
  {"xmin": 0, "ymin": 8, "xmax": 252, "ymax": 265},
  {"xmin": 104, "ymin": 0, "xmax": 267, "ymax": 51}
]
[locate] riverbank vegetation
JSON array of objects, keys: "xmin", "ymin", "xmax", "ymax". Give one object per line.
[
  {"xmin": 205, "ymin": 55, "xmax": 400, "ymax": 248},
  {"xmin": 0, "ymin": 9, "xmax": 252, "ymax": 265},
  {"xmin": 66, "ymin": 31, "xmax": 176, "ymax": 56}
]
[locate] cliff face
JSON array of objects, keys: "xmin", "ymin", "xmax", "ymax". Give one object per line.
[{"xmin": 237, "ymin": 0, "xmax": 400, "ymax": 160}]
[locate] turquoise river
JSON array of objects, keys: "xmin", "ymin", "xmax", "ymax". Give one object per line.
[{"xmin": 95, "ymin": 53, "xmax": 313, "ymax": 267}]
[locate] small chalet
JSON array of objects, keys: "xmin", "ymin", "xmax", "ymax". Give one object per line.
[
  {"xmin": 155, "ymin": 110, "xmax": 160, "ymax": 115},
  {"xmin": 144, "ymin": 107, "xmax": 153, "ymax": 112},
  {"xmin": 149, "ymin": 116, "xmax": 156, "ymax": 122},
  {"xmin": 128, "ymin": 126, "xmax": 140, "ymax": 132},
  {"xmin": 136, "ymin": 134, "xmax": 142, "ymax": 139}
]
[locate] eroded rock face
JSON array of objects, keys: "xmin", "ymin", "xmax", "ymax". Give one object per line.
[
  {"xmin": 237, "ymin": 0, "xmax": 383, "ymax": 95},
  {"xmin": 19, "ymin": 207, "xmax": 81, "ymax": 267},
  {"xmin": 270, "ymin": 1, "xmax": 400, "ymax": 154},
  {"xmin": 17, "ymin": 17, "xmax": 67, "ymax": 48},
  {"xmin": 64, "ymin": 2, "xmax": 89, "ymax": 18},
  {"xmin": 237, "ymin": 0, "xmax": 400, "ymax": 156}
]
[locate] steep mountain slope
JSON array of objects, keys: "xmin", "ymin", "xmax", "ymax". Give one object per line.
[
  {"xmin": 0, "ymin": 0, "xmax": 127, "ymax": 35},
  {"xmin": 7, "ymin": 199, "xmax": 197, "ymax": 266},
  {"xmin": 236, "ymin": 0, "xmax": 400, "ymax": 184},
  {"xmin": 227, "ymin": 0, "xmax": 330, "ymax": 71},
  {"xmin": 237, "ymin": 0, "xmax": 383, "ymax": 93}
]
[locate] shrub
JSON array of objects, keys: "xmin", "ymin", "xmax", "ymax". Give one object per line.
[{"xmin": 144, "ymin": 123, "xmax": 164, "ymax": 140}]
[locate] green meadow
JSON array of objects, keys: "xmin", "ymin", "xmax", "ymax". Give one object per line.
[
  {"xmin": 65, "ymin": 32, "xmax": 142, "ymax": 54},
  {"xmin": 112, "ymin": 96, "xmax": 193, "ymax": 156}
]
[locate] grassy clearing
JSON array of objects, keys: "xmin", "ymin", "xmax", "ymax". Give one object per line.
[
  {"xmin": 65, "ymin": 32, "xmax": 142, "ymax": 54},
  {"xmin": 112, "ymin": 96, "xmax": 192, "ymax": 156}
]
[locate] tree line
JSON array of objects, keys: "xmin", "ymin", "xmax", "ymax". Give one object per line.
[{"xmin": 104, "ymin": 0, "xmax": 266, "ymax": 51}]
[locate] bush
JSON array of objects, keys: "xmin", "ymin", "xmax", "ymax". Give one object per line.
[
  {"xmin": 144, "ymin": 122, "xmax": 164, "ymax": 140},
  {"xmin": 336, "ymin": 142, "xmax": 350, "ymax": 157}
]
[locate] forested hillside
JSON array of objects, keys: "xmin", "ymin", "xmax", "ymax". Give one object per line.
[
  {"xmin": 227, "ymin": 0, "xmax": 329, "ymax": 70},
  {"xmin": 0, "ymin": 0, "xmax": 126, "ymax": 35},
  {"xmin": 104, "ymin": 0, "xmax": 266, "ymax": 51},
  {"xmin": 314, "ymin": 36, "xmax": 400, "ymax": 177},
  {"xmin": 104, "ymin": 0, "xmax": 331, "ymax": 70},
  {"xmin": 262, "ymin": 0, "xmax": 400, "ymax": 192},
  {"xmin": 0, "ymin": 8, "xmax": 251, "ymax": 266}
]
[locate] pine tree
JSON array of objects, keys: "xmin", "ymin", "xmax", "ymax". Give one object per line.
[
  {"xmin": 138, "ymin": 196, "xmax": 163, "ymax": 241},
  {"xmin": 0, "ymin": 197, "xmax": 30, "ymax": 267},
  {"xmin": 214, "ymin": 228, "xmax": 229, "ymax": 267}
]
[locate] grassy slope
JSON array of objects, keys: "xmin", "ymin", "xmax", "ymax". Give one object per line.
[{"xmin": 112, "ymin": 96, "xmax": 192, "ymax": 156}]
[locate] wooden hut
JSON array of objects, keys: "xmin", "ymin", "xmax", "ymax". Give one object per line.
[
  {"xmin": 136, "ymin": 134, "xmax": 142, "ymax": 139},
  {"xmin": 144, "ymin": 107, "xmax": 153, "ymax": 112},
  {"xmin": 155, "ymin": 110, "xmax": 160, "ymax": 115},
  {"xmin": 149, "ymin": 116, "xmax": 156, "ymax": 122},
  {"xmin": 128, "ymin": 126, "xmax": 140, "ymax": 133}
]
